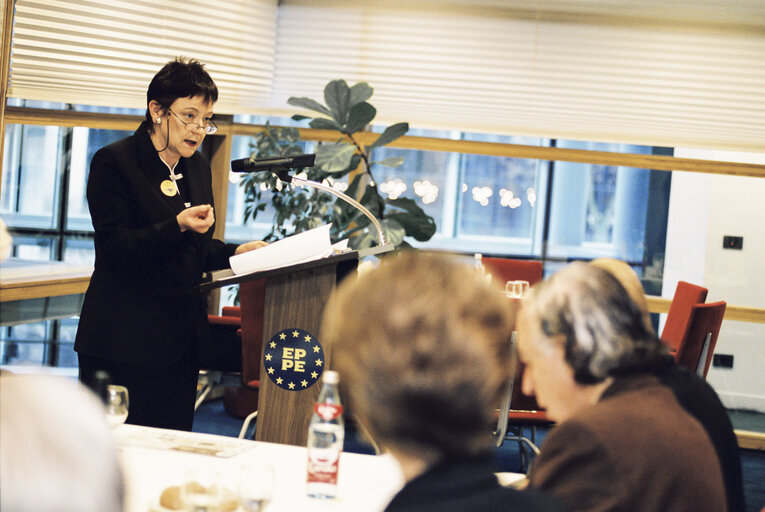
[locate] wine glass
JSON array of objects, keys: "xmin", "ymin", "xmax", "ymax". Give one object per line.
[
  {"xmin": 180, "ymin": 469, "xmax": 222, "ymax": 512},
  {"xmin": 505, "ymin": 280, "xmax": 529, "ymax": 299},
  {"xmin": 238, "ymin": 463, "xmax": 275, "ymax": 512},
  {"xmin": 105, "ymin": 385, "xmax": 129, "ymax": 429}
]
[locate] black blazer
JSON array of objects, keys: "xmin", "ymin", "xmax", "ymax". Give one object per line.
[
  {"xmin": 385, "ymin": 454, "xmax": 564, "ymax": 512},
  {"xmin": 75, "ymin": 122, "xmax": 237, "ymax": 368}
]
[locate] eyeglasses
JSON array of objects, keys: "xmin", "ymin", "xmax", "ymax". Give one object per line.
[{"xmin": 168, "ymin": 109, "xmax": 218, "ymax": 135}]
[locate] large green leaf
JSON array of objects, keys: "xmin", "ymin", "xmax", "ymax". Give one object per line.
[
  {"xmin": 287, "ymin": 97, "xmax": 332, "ymax": 117},
  {"xmin": 381, "ymin": 218, "xmax": 406, "ymax": 246},
  {"xmin": 385, "ymin": 197, "xmax": 436, "ymax": 241},
  {"xmin": 345, "ymin": 102, "xmax": 376, "ymax": 134},
  {"xmin": 367, "ymin": 122, "xmax": 409, "ymax": 150},
  {"xmin": 309, "ymin": 118, "xmax": 343, "ymax": 131},
  {"xmin": 324, "ymin": 80, "xmax": 351, "ymax": 125},
  {"xmin": 349, "ymin": 82, "xmax": 373, "ymax": 107},
  {"xmin": 315, "ymin": 144, "xmax": 357, "ymax": 173},
  {"xmin": 371, "ymin": 156, "xmax": 405, "ymax": 168}
]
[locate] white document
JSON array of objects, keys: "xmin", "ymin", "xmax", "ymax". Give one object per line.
[{"xmin": 229, "ymin": 224, "xmax": 339, "ymax": 275}]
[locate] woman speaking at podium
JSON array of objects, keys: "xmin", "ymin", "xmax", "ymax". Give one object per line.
[{"xmin": 75, "ymin": 58, "xmax": 265, "ymax": 431}]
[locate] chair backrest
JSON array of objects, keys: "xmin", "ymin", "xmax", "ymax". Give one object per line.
[
  {"xmin": 660, "ymin": 280, "xmax": 708, "ymax": 353},
  {"xmin": 675, "ymin": 301, "xmax": 726, "ymax": 378},
  {"xmin": 482, "ymin": 258, "xmax": 544, "ymax": 286},
  {"xmin": 238, "ymin": 279, "xmax": 267, "ymax": 384}
]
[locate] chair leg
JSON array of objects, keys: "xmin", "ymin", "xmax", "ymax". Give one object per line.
[
  {"xmin": 504, "ymin": 426, "xmax": 541, "ymax": 473},
  {"xmin": 238, "ymin": 410, "xmax": 258, "ymax": 439}
]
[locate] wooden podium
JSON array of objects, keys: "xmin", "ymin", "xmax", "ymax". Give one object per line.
[{"xmin": 200, "ymin": 252, "xmax": 359, "ymax": 446}]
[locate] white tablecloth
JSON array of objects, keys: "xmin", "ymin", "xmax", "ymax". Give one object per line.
[{"xmin": 115, "ymin": 425, "xmax": 405, "ymax": 512}]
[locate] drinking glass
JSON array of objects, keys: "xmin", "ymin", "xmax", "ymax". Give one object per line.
[
  {"xmin": 180, "ymin": 469, "xmax": 222, "ymax": 512},
  {"xmin": 238, "ymin": 463, "xmax": 275, "ymax": 512},
  {"xmin": 105, "ymin": 385, "xmax": 129, "ymax": 429},
  {"xmin": 505, "ymin": 280, "xmax": 529, "ymax": 299}
]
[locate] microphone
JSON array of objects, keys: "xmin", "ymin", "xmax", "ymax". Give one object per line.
[{"xmin": 231, "ymin": 153, "xmax": 315, "ymax": 173}]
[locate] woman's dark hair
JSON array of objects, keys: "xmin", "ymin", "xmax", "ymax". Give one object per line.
[{"xmin": 144, "ymin": 57, "xmax": 218, "ymax": 123}]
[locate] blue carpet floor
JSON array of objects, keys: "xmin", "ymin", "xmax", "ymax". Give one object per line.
[{"xmin": 193, "ymin": 398, "xmax": 765, "ymax": 511}]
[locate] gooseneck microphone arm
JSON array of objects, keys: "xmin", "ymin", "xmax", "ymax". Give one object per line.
[
  {"xmin": 289, "ymin": 175, "xmax": 387, "ymax": 247},
  {"xmin": 231, "ymin": 154, "xmax": 388, "ymax": 248}
]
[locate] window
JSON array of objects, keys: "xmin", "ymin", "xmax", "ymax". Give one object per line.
[
  {"xmin": 1, "ymin": 108, "xmax": 671, "ymax": 368},
  {"xmin": 0, "ymin": 104, "xmax": 140, "ymax": 369}
]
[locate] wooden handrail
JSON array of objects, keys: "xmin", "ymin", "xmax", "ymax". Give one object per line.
[
  {"xmin": 646, "ymin": 295, "xmax": 765, "ymax": 324},
  {"xmin": 6, "ymin": 107, "xmax": 765, "ymax": 178}
]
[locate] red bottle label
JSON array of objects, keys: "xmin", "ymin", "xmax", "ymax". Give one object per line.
[
  {"xmin": 314, "ymin": 403, "xmax": 343, "ymax": 421},
  {"xmin": 307, "ymin": 450, "xmax": 340, "ymax": 485}
]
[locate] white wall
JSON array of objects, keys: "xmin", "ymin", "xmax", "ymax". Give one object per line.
[{"xmin": 664, "ymin": 149, "xmax": 765, "ymax": 412}]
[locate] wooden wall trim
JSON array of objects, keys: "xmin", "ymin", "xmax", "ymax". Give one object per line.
[
  {"xmin": 6, "ymin": 108, "xmax": 765, "ymax": 177},
  {"xmin": 232, "ymin": 123, "xmax": 765, "ymax": 178}
]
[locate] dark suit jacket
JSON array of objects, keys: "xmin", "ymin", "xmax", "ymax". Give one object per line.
[
  {"xmin": 657, "ymin": 362, "xmax": 746, "ymax": 512},
  {"xmin": 384, "ymin": 454, "xmax": 564, "ymax": 512},
  {"xmin": 528, "ymin": 374, "xmax": 727, "ymax": 512},
  {"xmin": 75, "ymin": 122, "xmax": 237, "ymax": 369}
]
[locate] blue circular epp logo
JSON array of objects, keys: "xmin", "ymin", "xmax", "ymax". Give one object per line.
[{"xmin": 263, "ymin": 328, "xmax": 324, "ymax": 391}]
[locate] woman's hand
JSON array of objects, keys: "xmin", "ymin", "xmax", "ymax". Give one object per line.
[
  {"xmin": 177, "ymin": 204, "xmax": 214, "ymax": 233},
  {"xmin": 235, "ymin": 240, "xmax": 269, "ymax": 255}
]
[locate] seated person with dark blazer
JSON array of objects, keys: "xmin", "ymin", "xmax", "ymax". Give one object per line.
[
  {"xmin": 518, "ymin": 262, "xmax": 727, "ymax": 512},
  {"xmin": 590, "ymin": 258, "xmax": 745, "ymax": 512},
  {"xmin": 321, "ymin": 252, "xmax": 564, "ymax": 512}
]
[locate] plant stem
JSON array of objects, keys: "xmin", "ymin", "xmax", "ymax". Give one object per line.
[{"xmin": 347, "ymin": 132, "xmax": 386, "ymax": 219}]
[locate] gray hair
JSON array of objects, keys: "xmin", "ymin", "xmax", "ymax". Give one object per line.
[
  {"xmin": 525, "ymin": 262, "xmax": 666, "ymax": 383},
  {"xmin": 0, "ymin": 373, "xmax": 124, "ymax": 512}
]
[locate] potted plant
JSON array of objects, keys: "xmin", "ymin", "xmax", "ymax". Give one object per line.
[{"xmin": 239, "ymin": 79, "xmax": 435, "ymax": 249}]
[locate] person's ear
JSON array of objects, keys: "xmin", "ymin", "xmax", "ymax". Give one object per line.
[{"xmin": 148, "ymin": 100, "xmax": 165, "ymax": 124}]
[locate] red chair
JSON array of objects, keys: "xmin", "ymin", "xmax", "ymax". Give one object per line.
[
  {"xmin": 227, "ymin": 279, "xmax": 267, "ymax": 438},
  {"xmin": 675, "ymin": 301, "xmax": 726, "ymax": 378},
  {"xmin": 203, "ymin": 279, "xmax": 266, "ymax": 438},
  {"xmin": 485, "ymin": 258, "xmax": 550, "ymax": 471},
  {"xmin": 660, "ymin": 281, "xmax": 708, "ymax": 355},
  {"xmin": 482, "ymin": 257, "xmax": 543, "ymax": 286}
]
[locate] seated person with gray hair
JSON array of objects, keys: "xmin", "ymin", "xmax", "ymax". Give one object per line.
[
  {"xmin": 321, "ymin": 252, "xmax": 564, "ymax": 512},
  {"xmin": 589, "ymin": 258, "xmax": 745, "ymax": 512},
  {"xmin": 518, "ymin": 261, "xmax": 727, "ymax": 512},
  {"xmin": 0, "ymin": 373, "xmax": 124, "ymax": 512}
]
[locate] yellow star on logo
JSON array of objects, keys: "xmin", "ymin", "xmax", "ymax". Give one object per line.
[
  {"xmin": 276, "ymin": 377, "xmax": 283, "ymax": 384},
  {"xmin": 265, "ymin": 353, "xmax": 272, "ymax": 361},
  {"xmin": 313, "ymin": 345, "xmax": 320, "ymax": 353},
  {"xmin": 315, "ymin": 359, "xmax": 323, "ymax": 367},
  {"xmin": 301, "ymin": 380, "xmax": 308, "ymax": 387},
  {"xmin": 268, "ymin": 367, "xmax": 274, "ymax": 374},
  {"xmin": 304, "ymin": 335, "xmax": 311, "ymax": 342},
  {"xmin": 269, "ymin": 341, "xmax": 276, "ymax": 348},
  {"xmin": 292, "ymin": 330, "xmax": 299, "ymax": 338},
  {"xmin": 288, "ymin": 382, "xmax": 295, "ymax": 390},
  {"xmin": 279, "ymin": 332, "xmax": 286, "ymax": 340},
  {"xmin": 311, "ymin": 371, "xmax": 318, "ymax": 379}
]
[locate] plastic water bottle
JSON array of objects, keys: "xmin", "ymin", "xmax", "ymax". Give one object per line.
[
  {"xmin": 474, "ymin": 253, "xmax": 491, "ymax": 283},
  {"xmin": 306, "ymin": 370, "xmax": 345, "ymax": 499},
  {"xmin": 473, "ymin": 253, "xmax": 485, "ymax": 274}
]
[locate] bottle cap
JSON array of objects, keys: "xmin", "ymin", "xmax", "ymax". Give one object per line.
[{"xmin": 323, "ymin": 370, "xmax": 339, "ymax": 384}]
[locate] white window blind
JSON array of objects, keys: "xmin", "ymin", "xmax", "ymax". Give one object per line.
[
  {"xmin": 8, "ymin": 0, "xmax": 277, "ymax": 114},
  {"xmin": 7, "ymin": 0, "xmax": 765, "ymax": 152},
  {"xmin": 271, "ymin": 1, "xmax": 765, "ymax": 152}
]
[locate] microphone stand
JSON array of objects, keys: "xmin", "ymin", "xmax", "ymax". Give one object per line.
[{"xmin": 271, "ymin": 168, "xmax": 395, "ymax": 257}]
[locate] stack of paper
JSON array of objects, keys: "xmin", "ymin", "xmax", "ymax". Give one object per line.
[{"xmin": 229, "ymin": 224, "xmax": 344, "ymax": 276}]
